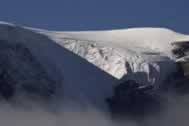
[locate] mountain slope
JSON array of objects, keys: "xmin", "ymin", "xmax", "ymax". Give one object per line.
[
  {"xmin": 42, "ymin": 27, "xmax": 189, "ymax": 87},
  {"xmin": 51, "ymin": 28, "xmax": 189, "ymax": 56},
  {"xmin": 0, "ymin": 22, "xmax": 117, "ymax": 110},
  {"xmin": 0, "ymin": 22, "xmax": 189, "ymax": 111}
]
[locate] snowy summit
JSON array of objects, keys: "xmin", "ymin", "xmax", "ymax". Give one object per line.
[{"xmin": 0, "ymin": 22, "xmax": 188, "ymax": 110}]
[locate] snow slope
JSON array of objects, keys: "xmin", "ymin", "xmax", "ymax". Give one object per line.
[
  {"xmin": 51, "ymin": 28, "xmax": 189, "ymax": 56},
  {"xmin": 0, "ymin": 22, "xmax": 189, "ymax": 110},
  {"xmin": 44, "ymin": 28, "xmax": 189, "ymax": 87},
  {"xmin": 0, "ymin": 22, "xmax": 117, "ymax": 111}
]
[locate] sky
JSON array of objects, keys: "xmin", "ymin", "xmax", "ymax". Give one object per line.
[{"xmin": 1, "ymin": 0, "xmax": 189, "ymax": 33}]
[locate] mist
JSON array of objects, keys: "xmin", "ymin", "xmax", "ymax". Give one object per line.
[{"xmin": 0, "ymin": 92, "xmax": 188, "ymax": 126}]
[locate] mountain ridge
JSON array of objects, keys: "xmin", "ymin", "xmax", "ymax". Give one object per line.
[{"xmin": 0, "ymin": 21, "xmax": 188, "ymax": 111}]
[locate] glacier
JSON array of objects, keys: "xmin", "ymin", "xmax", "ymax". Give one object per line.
[
  {"xmin": 47, "ymin": 27, "xmax": 189, "ymax": 87},
  {"xmin": 0, "ymin": 22, "xmax": 189, "ymax": 111}
]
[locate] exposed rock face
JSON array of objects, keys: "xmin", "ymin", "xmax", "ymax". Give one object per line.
[
  {"xmin": 106, "ymin": 80, "xmax": 161, "ymax": 119},
  {"xmin": 106, "ymin": 58, "xmax": 189, "ymax": 119},
  {"xmin": 164, "ymin": 61, "xmax": 189, "ymax": 94},
  {"xmin": 178, "ymin": 61, "xmax": 189, "ymax": 77},
  {"xmin": 0, "ymin": 40, "xmax": 58, "ymax": 100},
  {"xmin": 172, "ymin": 41, "xmax": 189, "ymax": 59}
]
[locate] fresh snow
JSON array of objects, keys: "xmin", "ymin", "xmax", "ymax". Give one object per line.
[
  {"xmin": 0, "ymin": 22, "xmax": 189, "ymax": 110},
  {"xmin": 52, "ymin": 28, "xmax": 189, "ymax": 57},
  {"xmin": 47, "ymin": 28, "xmax": 189, "ymax": 86}
]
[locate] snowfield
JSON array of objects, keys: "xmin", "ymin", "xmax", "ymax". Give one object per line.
[
  {"xmin": 0, "ymin": 21, "xmax": 189, "ymax": 111},
  {"xmin": 46, "ymin": 27, "xmax": 189, "ymax": 87}
]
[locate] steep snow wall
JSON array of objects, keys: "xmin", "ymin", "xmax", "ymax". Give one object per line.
[
  {"xmin": 0, "ymin": 23, "xmax": 117, "ymax": 110},
  {"xmin": 46, "ymin": 28, "xmax": 186, "ymax": 87},
  {"xmin": 0, "ymin": 22, "xmax": 188, "ymax": 110},
  {"xmin": 0, "ymin": 40, "xmax": 58, "ymax": 100},
  {"xmin": 50, "ymin": 38, "xmax": 177, "ymax": 87}
]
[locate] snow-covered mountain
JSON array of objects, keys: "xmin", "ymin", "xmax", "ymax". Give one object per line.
[
  {"xmin": 0, "ymin": 21, "xmax": 189, "ymax": 110},
  {"xmin": 46, "ymin": 27, "xmax": 189, "ymax": 87}
]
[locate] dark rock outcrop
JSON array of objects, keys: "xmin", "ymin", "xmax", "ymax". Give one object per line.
[
  {"xmin": 106, "ymin": 80, "xmax": 161, "ymax": 119},
  {"xmin": 0, "ymin": 40, "xmax": 59, "ymax": 101},
  {"xmin": 163, "ymin": 61, "xmax": 189, "ymax": 95},
  {"xmin": 107, "ymin": 60, "xmax": 189, "ymax": 120},
  {"xmin": 172, "ymin": 41, "xmax": 189, "ymax": 58}
]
